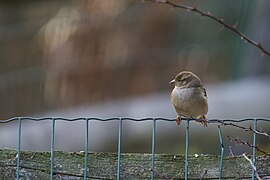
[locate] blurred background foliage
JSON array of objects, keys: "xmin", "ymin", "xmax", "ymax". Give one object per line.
[{"xmin": 0, "ymin": 0, "xmax": 269, "ymax": 154}]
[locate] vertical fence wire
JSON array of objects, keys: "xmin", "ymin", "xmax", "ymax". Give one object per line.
[
  {"xmin": 117, "ymin": 118, "xmax": 123, "ymax": 180},
  {"xmin": 16, "ymin": 118, "xmax": 22, "ymax": 180},
  {"xmin": 218, "ymin": 125, "xmax": 224, "ymax": 180},
  {"xmin": 50, "ymin": 119, "xmax": 55, "ymax": 180},
  {"xmin": 185, "ymin": 119, "xmax": 190, "ymax": 180},
  {"xmin": 84, "ymin": 119, "xmax": 89, "ymax": 180},
  {"xmin": 251, "ymin": 118, "xmax": 257, "ymax": 180},
  {"xmin": 151, "ymin": 118, "xmax": 156, "ymax": 180}
]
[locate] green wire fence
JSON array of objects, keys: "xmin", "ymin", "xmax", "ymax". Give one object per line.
[{"xmin": 0, "ymin": 117, "xmax": 269, "ymax": 180}]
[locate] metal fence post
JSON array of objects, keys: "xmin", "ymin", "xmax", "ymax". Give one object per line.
[
  {"xmin": 16, "ymin": 117, "xmax": 22, "ymax": 180},
  {"xmin": 50, "ymin": 119, "xmax": 55, "ymax": 180},
  {"xmin": 84, "ymin": 119, "xmax": 89, "ymax": 180},
  {"xmin": 185, "ymin": 119, "xmax": 190, "ymax": 180},
  {"xmin": 252, "ymin": 118, "xmax": 257, "ymax": 180},
  {"xmin": 151, "ymin": 118, "xmax": 156, "ymax": 180},
  {"xmin": 218, "ymin": 125, "xmax": 224, "ymax": 180},
  {"xmin": 117, "ymin": 118, "xmax": 123, "ymax": 180}
]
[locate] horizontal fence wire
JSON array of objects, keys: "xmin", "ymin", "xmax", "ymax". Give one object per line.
[
  {"xmin": 1, "ymin": 117, "xmax": 270, "ymax": 123},
  {"xmin": 0, "ymin": 117, "xmax": 269, "ymax": 180}
]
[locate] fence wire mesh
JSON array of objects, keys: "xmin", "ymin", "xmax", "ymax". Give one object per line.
[{"xmin": 0, "ymin": 117, "xmax": 269, "ymax": 180}]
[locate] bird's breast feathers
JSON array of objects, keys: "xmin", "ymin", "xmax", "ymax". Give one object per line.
[{"xmin": 171, "ymin": 87, "xmax": 208, "ymax": 118}]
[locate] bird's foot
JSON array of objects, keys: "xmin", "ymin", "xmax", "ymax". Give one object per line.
[
  {"xmin": 196, "ymin": 116, "xmax": 208, "ymax": 127},
  {"xmin": 201, "ymin": 116, "xmax": 209, "ymax": 127},
  {"xmin": 176, "ymin": 116, "xmax": 182, "ymax": 126},
  {"xmin": 201, "ymin": 119, "xmax": 209, "ymax": 127}
]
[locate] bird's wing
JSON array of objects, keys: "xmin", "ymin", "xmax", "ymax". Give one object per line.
[
  {"xmin": 202, "ymin": 87, "xmax": 207, "ymax": 99},
  {"xmin": 198, "ymin": 86, "xmax": 207, "ymax": 99}
]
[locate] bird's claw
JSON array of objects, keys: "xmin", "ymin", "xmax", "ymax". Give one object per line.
[
  {"xmin": 196, "ymin": 118, "xmax": 208, "ymax": 127},
  {"xmin": 196, "ymin": 116, "xmax": 209, "ymax": 127},
  {"xmin": 176, "ymin": 116, "xmax": 181, "ymax": 126},
  {"xmin": 202, "ymin": 119, "xmax": 208, "ymax": 127}
]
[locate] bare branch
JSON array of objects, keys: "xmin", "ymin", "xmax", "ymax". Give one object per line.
[
  {"xmin": 144, "ymin": 0, "xmax": 270, "ymax": 57},
  {"xmin": 227, "ymin": 136, "xmax": 270, "ymax": 156},
  {"xmin": 221, "ymin": 122, "xmax": 270, "ymax": 140}
]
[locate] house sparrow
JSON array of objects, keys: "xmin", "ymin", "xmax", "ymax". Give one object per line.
[{"xmin": 169, "ymin": 71, "xmax": 208, "ymax": 126}]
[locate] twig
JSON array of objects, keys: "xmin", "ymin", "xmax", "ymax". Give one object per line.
[
  {"xmin": 144, "ymin": 0, "xmax": 270, "ymax": 57},
  {"xmin": 221, "ymin": 122, "xmax": 270, "ymax": 140},
  {"xmin": 242, "ymin": 153, "xmax": 262, "ymax": 180},
  {"xmin": 182, "ymin": 118, "xmax": 270, "ymax": 140},
  {"xmin": 227, "ymin": 136, "xmax": 270, "ymax": 156}
]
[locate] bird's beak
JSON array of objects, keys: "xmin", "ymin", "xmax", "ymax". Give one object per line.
[{"xmin": 169, "ymin": 79, "xmax": 175, "ymax": 84}]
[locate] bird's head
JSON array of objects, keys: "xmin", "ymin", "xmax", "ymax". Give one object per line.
[{"xmin": 169, "ymin": 71, "xmax": 202, "ymax": 88}]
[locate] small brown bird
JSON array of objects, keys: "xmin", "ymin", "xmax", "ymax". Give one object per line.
[{"xmin": 170, "ymin": 71, "xmax": 208, "ymax": 126}]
